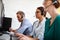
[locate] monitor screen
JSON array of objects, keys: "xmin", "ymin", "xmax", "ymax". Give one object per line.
[{"xmin": 2, "ymin": 17, "xmax": 12, "ymax": 31}]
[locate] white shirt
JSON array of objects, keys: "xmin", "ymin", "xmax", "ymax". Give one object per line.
[{"xmin": 31, "ymin": 17, "xmax": 46, "ymax": 40}]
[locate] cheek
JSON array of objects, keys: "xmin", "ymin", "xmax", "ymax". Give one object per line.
[
  {"xmin": 17, "ymin": 17, "xmax": 21, "ymax": 21},
  {"xmin": 36, "ymin": 13, "xmax": 41, "ymax": 17},
  {"xmin": 43, "ymin": 2, "xmax": 49, "ymax": 8},
  {"xmin": 17, "ymin": 18, "xmax": 20, "ymax": 21},
  {"xmin": 36, "ymin": 13, "xmax": 39, "ymax": 17},
  {"xmin": 44, "ymin": 4, "xmax": 47, "ymax": 8}
]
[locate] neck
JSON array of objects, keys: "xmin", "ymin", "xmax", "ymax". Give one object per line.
[
  {"xmin": 48, "ymin": 6, "xmax": 58, "ymax": 19},
  {"xmin": 20, "ymin": 19, "xmax": 23, "ymax": 22},
  {"xmin": 39, "ymin": 16, "xmax": 44, "ymax": 22}
]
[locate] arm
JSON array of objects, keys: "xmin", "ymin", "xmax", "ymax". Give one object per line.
[
  {"xmin": 23, "ymin": 26, "xmax": 33, "ymax": 35},
  {"xmin": 55, "ymin": 16, "xmax": 60, "ymax": 40},
  {"xmin": 19, "ymin": 36, "xmax": 39, "ymax": 40},
  {"xmin": 9, "ymin": 28, "xmax": 16, "ymax": 32},
  {"xmin": 15, "ymin": 33, "xmax": 39, "ymax": 40}
]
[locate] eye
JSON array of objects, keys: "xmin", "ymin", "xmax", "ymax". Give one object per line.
[
  {"xmin": 36, "ymin": 11, "xmax": 39, "ymax": 13},
  {"xmin": 17, "ymin": 16, "xmax": 19, "ymax": 18}
]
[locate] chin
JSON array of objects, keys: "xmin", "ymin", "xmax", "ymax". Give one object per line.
[
  {"xmin": 36, "ymin": 17, "xmax": 39, "ymax": 19},
  {"xmin": 19, "ymin": 21, "xmax": 21, "ymax": 22}
]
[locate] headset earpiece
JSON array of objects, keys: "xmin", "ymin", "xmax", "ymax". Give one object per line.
[
  {"xmin": 52, "ymin": 0, "xmax": 57, "ymax": 4},
  {"xmin": 21, "ymin": 15, "xmax": 23, "ymax": 19}
]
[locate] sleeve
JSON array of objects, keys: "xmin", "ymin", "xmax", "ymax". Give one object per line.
[
  {"xmin": 16, "ymin": 25, "xmax": 29, "ymax": 34},
  {"xmin": 54, "ymin": 16, "xmax": 60, "ymax": 40},
  {"xmin": 29, "ymin": 21, "xmax": 37, "ymax": 37},
  {"xmin": 16, "ymin": 21, "xmax": 33, "ymax": 35},
  {"xmin": 23, "ymin": 25, "xmax": 33, "ymax": 35},
  {"xmin": 30, "ymin": 26, "xmax": 36, "ymax": 37}
]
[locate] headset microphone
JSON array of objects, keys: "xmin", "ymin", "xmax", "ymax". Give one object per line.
[{"xmin": 53, "ymin": 1, "xmax": 57, "ymax": 4}]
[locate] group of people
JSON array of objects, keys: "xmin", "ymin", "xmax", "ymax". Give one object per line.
[{"xmin": 10, "ymin": 0, "xmax": 60, "ymax": 40}]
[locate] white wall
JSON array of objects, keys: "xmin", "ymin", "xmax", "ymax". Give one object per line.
[{"xmin": 2, "ymin": 0, "xmax": 45, "ymax": 29}]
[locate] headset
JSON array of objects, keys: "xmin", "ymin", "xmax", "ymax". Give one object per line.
[
  {"xmin": 21, "ymin": 14, "xmax": 25, "ymax": 19},
  {"xmin": 46, "ymin": 0, "xmax": 57, "ymax": 8},
  {"xmin": 41, "ymin": 10, "xmax": 45, "ymax": 15},
  {"xmin": 20, "ymin": 15, "xmax": 23, "ymax": 19},
  {"xmin": 40, "ymin": 7, "xmax": 46, "ymax": 16}
]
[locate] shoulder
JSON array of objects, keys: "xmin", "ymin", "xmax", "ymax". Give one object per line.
[
  {"xmin": 23, "ymin": 19, "xmax": 32, "ymax": 26},
  {"xmin": 33, "ymin": 20, "xmax": 39, "ymax": 25},
  {"xmin": 56, "ymin": 15, "xmax": 60, "ymax": 19},
  {"xmin": 55, "ymin": 15, "xmax": 60, "ymax": 21},
  {"xmin": 32, "ymin": 20, "xmax": 39, "ymax": 28},
  {"xmin": 23, "ymin": 19, "xmax": 32, "ymax": 24},
  {"xmin": 55, "ymin": 15, "xmax": 60, "ymax": 25},
  {"xmin": 45, "ymin": 18, "xmax": 50, "ymax": 23}
]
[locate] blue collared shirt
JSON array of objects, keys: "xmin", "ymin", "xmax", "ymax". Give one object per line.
[{"xmin": 16, "ymin": 18, "xmax": 32, "ymax": 35}]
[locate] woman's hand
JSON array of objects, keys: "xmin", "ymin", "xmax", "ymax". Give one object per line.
[
  {"xmin": 15, "ymin": 33, "xmax": 32, "ymax": 40},
  {"xmin": 15, "ymin": 33, "xmax": 39, "ymax": 40},
  {"xmin": 19, "ymin": 36, "xmax": 38, "ymax": 40}
]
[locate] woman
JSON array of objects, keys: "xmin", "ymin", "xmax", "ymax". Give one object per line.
[
  {"xmin": 43, "ymin": 0, "xmax": 60, "ymax": 40},
  {"xmin": 30, "ymin": 7, "xmax": 46, "ymax": 40},
  {"xmin": 15, "ymin": 7, "xmax": 46, "ymax": 40}
]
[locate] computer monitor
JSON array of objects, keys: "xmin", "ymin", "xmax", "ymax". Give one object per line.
[{"xmin": 2, "ymin": 17, "xmax": 12, "ymax": 31}]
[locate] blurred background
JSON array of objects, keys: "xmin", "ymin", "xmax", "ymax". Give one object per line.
[{"xmin": 2, "ymin": 0, "xmax": 60, "ymax": 30}]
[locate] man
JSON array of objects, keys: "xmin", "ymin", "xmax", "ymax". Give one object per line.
[{"xmin": 10, "ymin": 11, "xmax": 32, "ymax": 36}]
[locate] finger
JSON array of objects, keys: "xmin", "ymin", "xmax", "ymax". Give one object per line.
[
  {"xmin": 16, "ymin": 33, "xmax": 24, "ymax": 37},
  {"xmin": 20, "ymin": 38, "xmax": 23, "ymax": 40}
]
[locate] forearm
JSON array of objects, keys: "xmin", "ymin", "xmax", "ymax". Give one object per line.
[
  {"xmin": 33, "ymin": 38, "xmax": 39, "ymax": 40},
  {"xmin": 28, "ymin": 36, "xmax": 39, "ymax": 40},
  {"xmin": 27, "ymin": 36, "xmax": 39, "ymax": 40}
]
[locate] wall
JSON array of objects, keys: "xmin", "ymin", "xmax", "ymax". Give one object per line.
[{"xmin": 2, "ymin": 0, "xmax": 50, "ymax": 29}]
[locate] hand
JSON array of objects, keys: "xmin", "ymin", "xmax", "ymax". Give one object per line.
[
  {"xmin": 9, "ymin": 28, "xmax": 16, "ymax": 32},
  {"xmin": 18, "ymin": 34, "xmax": 38, "ymax": 40},
  {"xmin": 19, "ymin": 36, "xmax": 37, "ymax": 40},
  {"xmin": 15, "ymin": 33, "xmax": 38, "ymax": 40},
  {"xmin": 15, "ymin": 33, "xmax": 23, "ymax": 37}
]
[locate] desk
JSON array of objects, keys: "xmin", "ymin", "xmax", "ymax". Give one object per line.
[
  {"xmin": 0, "ymin": 31, "xmax": 12, "ymax": 40},
  {"xmin": 0, "ymin": 31, "xmax": 18, "ymax": 40}
]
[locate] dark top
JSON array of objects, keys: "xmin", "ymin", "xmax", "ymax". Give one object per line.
[{"xmin": 44, "ymin": 15, "xmax": 60, "ymax": 40}]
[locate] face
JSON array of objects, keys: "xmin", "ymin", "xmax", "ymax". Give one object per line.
[
  {"xmin": 35, "ymin": 9, "xmax": 42, "ymax": 19},
  {"xmin": 43, "ymin": 0, "xmax": 52, "ymax": 11},
  {"xmin": 17, "ymin": 14, "xmax": 22, "ymax": 22}
]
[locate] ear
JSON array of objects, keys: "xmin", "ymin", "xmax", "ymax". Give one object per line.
[{"xmin": 21, "ymin": 16, "xmax": 23, "ymax": 19}]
